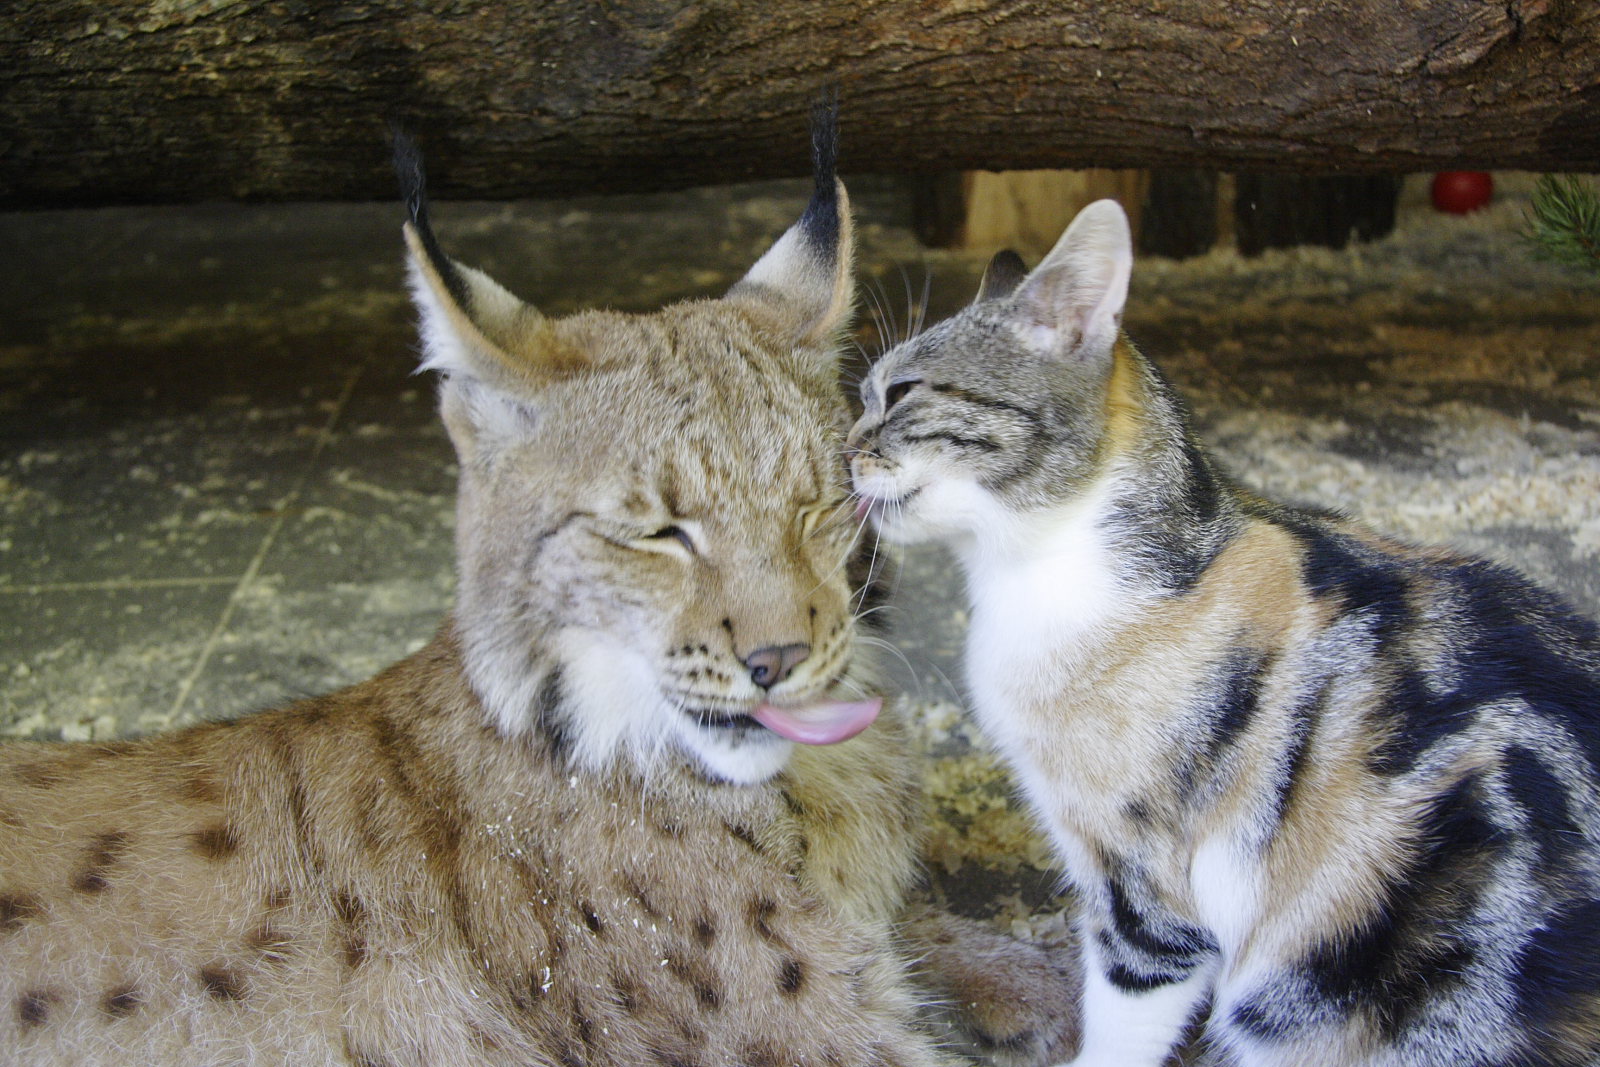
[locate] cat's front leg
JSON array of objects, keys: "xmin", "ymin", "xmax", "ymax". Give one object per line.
[{"xmin": 1063, "ymin": 898, "xmax": 1218, "ymax": 1067}]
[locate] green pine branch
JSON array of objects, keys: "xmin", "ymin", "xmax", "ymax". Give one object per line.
[{"xmin": 1525, "ymin": 174, "xmax": 1600, "ymax": 276}]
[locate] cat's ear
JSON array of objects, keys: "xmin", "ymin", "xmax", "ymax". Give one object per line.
[
  {"xmin": 975, "ymin": 249, "xmax": 1028, "ymax": 303},
  {"xmin": 1009, "ymin": 199, "xmax": 1132, "ymax": 361},
  {"xmin": 393, "ymin": 129, "xmax": 576, "ymax": 393},
  {"xmin": 726, "ymin": 95, "xmax": 855, "ymax": 350}
]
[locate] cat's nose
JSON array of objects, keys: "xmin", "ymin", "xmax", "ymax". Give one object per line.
[{"xmin": 745, "ymin": 644, "xmax": 811, "ymax": 689}]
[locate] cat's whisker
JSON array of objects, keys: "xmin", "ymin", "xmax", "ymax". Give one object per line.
[
  {"xmin": 863, "ymin": 274, "xmax": 901, "ymax": 355},
  {"xmin": 892, "ymin": 261, "xmax": 932, "ymax": 345},
  {"xmin": 802, "ymin": 495, "xmax": 857, "ymax": 548},
  {"xmin": 854, "ymin": 633, "xmax": 921, "ymax": 691},
  {"xmin": 913, "ymin": 267, "xmax": 932, "ymax": 339},
  {"xmin": 803, "ymin": 538, "xmax": 860, "ymax": 602},
  {"xmin": 892, "ymin": 262, "xmax": 929, "ymax": 346},
  {"xmin": 859, "ymin": 277, "xmax": 888, "ymax": 349},
  {"xmin": 850, "ymin": 517, "xmax": 897, "ymax": 617}
]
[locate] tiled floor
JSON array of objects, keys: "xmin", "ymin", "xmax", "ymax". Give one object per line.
[{"xmin": 2, "ymin": 178, "xmax": 1599, "ymax": 916}]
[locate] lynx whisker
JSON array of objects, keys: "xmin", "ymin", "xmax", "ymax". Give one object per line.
[{"xmin": 854, "ymin": 634, "xmax": 919, "ymax": 689}]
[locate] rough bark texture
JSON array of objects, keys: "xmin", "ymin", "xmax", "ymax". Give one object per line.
[{"xmin": 4, "ymin": 0, "xmax": 1598, "ymax": 207}]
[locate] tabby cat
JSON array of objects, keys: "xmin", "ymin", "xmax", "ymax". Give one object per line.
[
  {"xmin": 0, "ymin": 110, "xmax": 1075, "ymax": 1066},
  {"xmin": 848, "ymin": 200, "xmax": 1600, "ymax": 1067}
]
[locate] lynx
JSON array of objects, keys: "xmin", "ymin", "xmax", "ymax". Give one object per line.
[{"xmin": 0, "ymin": 110, "xmax": 1074, "ymax": 1066}]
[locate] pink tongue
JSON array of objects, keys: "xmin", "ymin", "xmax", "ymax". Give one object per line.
[{"xmin": 752, "ymin": 697, "xmax": 883, "ymax": 745}]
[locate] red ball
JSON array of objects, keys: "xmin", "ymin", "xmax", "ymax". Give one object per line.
[{"xmin": 1431, "ymin": 171, "xmax": 1494, "ymax": 214}]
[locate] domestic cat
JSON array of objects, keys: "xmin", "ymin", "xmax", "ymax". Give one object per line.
[
  {"xmin": 0, "ymin": 108, "xmax": 1075, "ymax": 1066},
  {"xmin": 848, "ymin": 200, "xmax": 1600, "ymax": 1066}
]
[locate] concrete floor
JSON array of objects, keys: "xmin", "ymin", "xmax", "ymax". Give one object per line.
[{"xmin": 2, "ymin": 175, "xmax": 1599, "ymax": 917}]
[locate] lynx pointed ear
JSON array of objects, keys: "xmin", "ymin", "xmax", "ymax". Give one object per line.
[
  {"xmin": 727, "ymin": 96, "xmax": 855, "ymax": 349},
  {"xmin": 392, "ymin": 130, "xmax": 569, "ymax": 391},
  {"xmin": 401, "ymin": 225, "xmax": 539, "ymax": 381},
  {"xmin": 1010, "ymin": 199, "xmax": 1132, "ymax": 361},
  {"xmin": 975, "ymin": 249, "xmax": 1028, "ymax": 303}
]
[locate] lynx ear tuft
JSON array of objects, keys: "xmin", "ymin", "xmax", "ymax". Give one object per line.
[
  {"xmin": 392, "ymin": 126, "xmax": 473, "ymax": 316},
  {"xmin": 1010, "ymin": 199, "xmax": 1132, "ymax": 362},
  {"xmin": 727, "ymin": 92, "xmax": 856, "ymax": 350},
  {"xmin": 392, "ymin": 130, "xmax": 569, "ymax": 391}
]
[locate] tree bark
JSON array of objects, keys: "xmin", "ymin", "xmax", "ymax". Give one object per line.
[{"xmin": 4, "ymin": 0, "xmax": 1597, "ymax": 208}]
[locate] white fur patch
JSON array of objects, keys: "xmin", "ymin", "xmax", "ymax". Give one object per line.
[
  {"xmin": 672, "ymin": 714, "xmax": 794, "ymax": 786},
  {"xmin": 739, "ymin": 225, "xmax": 809, "ymax": 294},
  {"xmin": 961, "ymin": 478, "xmax": 1128, "ymax": 727},
  {"xmin": 554, "ymin": 629, "xmax": 672, "ymax": 773},
  {"xmin": 408, "ymin": 258, "xmax": 474, "ymax": 377},
  {"xmin": 1074, "ymin": 929, "xmax": 1216, "ymax": 1067},
  {"xmin": 460, "ymin": 619, "xmax": 549, "ymax": 739},
  {"xmin": 1190, "ymin": 835, "xmax": 1260, "ymax": 960},
  {"xmin": 877, "ymin": 473, "xmax": 995, "ymax": 548},
  {"xmin": 408, "ymin": 257, "xmax": 530, "ymax": 379}
]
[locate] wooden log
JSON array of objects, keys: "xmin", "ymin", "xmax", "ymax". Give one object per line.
[{"xmin": 3, "ymin": 0, "xmax": 1597, "ymax": 207}]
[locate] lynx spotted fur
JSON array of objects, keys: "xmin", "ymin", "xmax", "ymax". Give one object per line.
[{"xmin": 0, "ymin": 112, "xmax": 1074, "ymax": 1067}]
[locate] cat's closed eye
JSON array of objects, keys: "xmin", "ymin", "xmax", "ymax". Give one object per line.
[{"xmin": 884, "ymin": 378, "xmax": 920, "ymax": 409}]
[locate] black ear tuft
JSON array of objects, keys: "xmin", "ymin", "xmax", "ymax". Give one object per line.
[
  {"xmin": 389, "ymin": 123, "xmax": 429, "ymax": 231},
  {"xmin": 977, "ymin": 249, "xmax": 1029, "ymax": 303},
  {"xmin": 798, "ymin": 89, "xmax": 841, "ymax": 257},
  {"xmin": 389, "ymin": 124, "xmax": 473, "ymax": 312}
]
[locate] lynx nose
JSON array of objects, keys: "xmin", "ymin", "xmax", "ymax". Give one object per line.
[{"xmin": 745, "ymin": 643, "xmax": 811, "ymax": 689}]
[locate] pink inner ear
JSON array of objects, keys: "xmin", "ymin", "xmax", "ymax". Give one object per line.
[
  {"xmin": 753, "ymin": 697, "xmax": 882, "ymax": 745},
  {"xmin": 1011, "ymin": 200, "xmax": 1132, "ymax": 358}
]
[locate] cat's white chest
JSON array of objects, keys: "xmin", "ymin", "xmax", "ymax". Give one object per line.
[
  {"xmin": 965, "ymin": 568, "xmax": 1104, "ymax": 713},
  {"xmin": 960, "ymin": 493, "xmax": 1125, "ymax": 723},
  {"xmin": 962, "ymin": 508, "xmax": 1132, "ymax": 761},
  {"xmin": 956, "ymin": 493, "xmax": 1169, "ymax": 882},
  {"xmin": 965, "ymin": 571, "xmax": 1116, "ymax": 780}
]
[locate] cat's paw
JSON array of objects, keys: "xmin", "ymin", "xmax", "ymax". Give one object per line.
[{"xmin": 902, "ymin": 907, "xmax": 1081, "ymax": 1067}]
